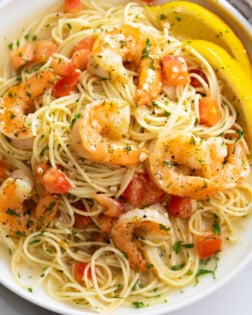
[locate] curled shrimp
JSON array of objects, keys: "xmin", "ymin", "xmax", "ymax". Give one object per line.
[
  {"xmin": 0, "ymin": 169, "xmax": 58, "ymax": 235},
  {"xmin": 0, "ymin": 69, "xmax": 58, "ymax": 149},
  {"xmin": 87, "ymin": 24, "xmax": 162, "ymax": 106},
  {"xmin": 148, "ymin": 133, "xmax": 250, "ymax": 200},
  {"xmin": 111, "ymin": 204, "xmax": 170, "ymax": 271},
  {"xmin": 69, "ymin": 99, "xmax": 148, "ymax": 166}
]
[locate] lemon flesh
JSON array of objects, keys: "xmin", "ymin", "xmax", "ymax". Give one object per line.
[
  {"xmin": 146, "ymin": 1, "xmax": 251, "ymax": 76},
  {"xmin": 184, "ymin": 40, "xmax": 252, "ymax": 150}
]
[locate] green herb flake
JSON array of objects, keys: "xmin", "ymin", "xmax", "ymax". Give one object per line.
[
  {"xmin": 160, "ymin": 14, "xmax": 167, "ymax": 20},
  {"xmin": 8, "ymin": 42, "xmax": 14, "ymax": 50},
  {"xmin": 66, "ymin": 23, "xmax": 72, "ymax": 29},
  {"xmin": 151, "ymin": 101, "xmax": 159, "ymax": 107},
  {"xmin": 124, "ymin": 144, "xmax": 132, "ymax": 153},
  {"xmin": 195, "ymin": 269, "xmax": 213, "ymax": 284},
  {"xmin": 172, "ymin": 241, "xmax": 182, "ymax": 254},
  {"xmin": 70, "ymin": 113, "xmax": 82, "ymax": 127},
  {"xmin": 171, "ymin": 263, "xmax": 185, "ymax": 271},
  {"xmin": 235, "ymin": 129, "xmax": 244, "ymax": 142},
  {"xmin": 6, "ymin": 208, "xmax": 20, "ymax": 217},
  {"xmin": 212, "ymin": 217, "xmax": 221, "ymax": 235},
  {"xmin": 29, "ymin": 239, "xmax": 40, "ymax": 245},
  {"xmin": 132, "ymin": 301, "xmax": 145, "ymax": 309},
  {"xmin": 159, "ymin": 224, "xmax": 171, "ymax": 232},
  {"xmin": 162, "ymin": 160, "xmax": 174, "ymax": 168},
  {"xmin": 147, "ymin": 264, "xmax": 154, "ymax": 269}
]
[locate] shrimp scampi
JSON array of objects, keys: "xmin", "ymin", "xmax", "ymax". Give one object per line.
[
  {"xmin": 0, "ymin": 69, "xmax": 58, "ymax": 149},
  {"xmin": 111, "ymin": 204, "xmax": 171, "ymax": 271},
  {"xmin": 148, "ymin": 133, "xmax": 249, "ymax": 200},
  {"xmin": 69, "ymin": 99, "xmax": 148, "ymax": 166},
  {"xmin": 0, "ymin": 169, "xmax": 58, "ymax": 235},
  {"xmin": 87, "ymin": 24, "xmax": 162, "ymax": 106}
]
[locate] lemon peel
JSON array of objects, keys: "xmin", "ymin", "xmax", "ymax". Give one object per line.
[
  {"xmin": 184, "ymin": 39, "xmax": 252, "ymax": 150},
  {"xmin": 146, "ymin": 1, "xmax": 251, "ymax": 76}
]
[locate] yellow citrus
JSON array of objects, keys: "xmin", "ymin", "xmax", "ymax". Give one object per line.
[
  {"xmin": 146, "ymin": 1, "xmax": 251, "ymax": 76},
  {"xmin": 184, "ymin": 39, "xmax": 252, "ymax": 149}
]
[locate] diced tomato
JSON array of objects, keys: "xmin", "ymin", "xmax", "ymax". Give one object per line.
[
  {"xmin": 72, "ymin": 49, "xmax": 90, "ymax": 71},
  {"xmin": 34, "ymin": 39, "xmax": 57, "ymax": 63},
  {"xmin": 162, "ymin": 55, "xmax": 190, "ymax": 86},
  {"xmin": 53, "ymin": 70, "xmax": 80, "ymax": 97},
  {"xmin": 35, "ymin": 164, "xmax": 72, "ymax": 194},
  {"xmin": 122, "ymin": 172, "xmax": 165, "ymax": 207},
  {"xmin": 73, "ymin": 262, "xmax": 92, "ymax": 283},
  {"xmin": 10, "ymin": 44, "xmax": 34, "ymax": 70},
  {"xmin": 199, "ymin": 96, "xmax": 220, "ymax": 126},
  {"xmin": 190, "ymin": 69, "xmax": 208, "ymax": 88},
  {"xmin": 169, "ymin": 196, "xmax": 193, "ymax": 218},
  {"xmin": 197, "ymin": 234, "xmax": 222, "ymax": 259},
  {"xmin": 64, "ymin": 0, "xmax": 82, "ymax": 13},
  {"xmin": 73, "ymin": 36, "xmax": 96, "ymax": 52},
  {"xmin": 72, "ymin": 201, "xmax": 92, "ymax": 229},
  {"xmin": 71, "ymin": 36, "xmax": 95, "ymax": 70},
  {"xmin": 0, "ymin": 160, "xmax": 7, "ymax": 180},
  {"xmin": 74, "ymin": 213, "xmax": 92, "ymax": 229},
  {"xmin": 50, "ymin": 57, "xmax": 76, "ymax": 76}
]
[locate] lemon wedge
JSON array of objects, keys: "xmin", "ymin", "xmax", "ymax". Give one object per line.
[
  {"xmin": 184, "ymin": 39, "xmax": 252, "ymax": 150},
  {"xmin": 146, "ymin": 1, "xmax": 251, "ymax": 76}
]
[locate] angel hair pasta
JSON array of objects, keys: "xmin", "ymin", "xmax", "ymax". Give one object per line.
[{"xmin": 0, "ymin": 0, "xmax": 252, "ymax": 313}]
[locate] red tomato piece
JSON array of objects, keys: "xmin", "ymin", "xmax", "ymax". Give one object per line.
[
  {"xmin": 72, "ymin": 201, "xmax": 92, "ymax": 229},
  {"xmin": 50, "ymin": 57, "xmax": 76, "ymax": 76},
  {"xmin": 169, "ymin": 196, "xmax": 193, "ymax": 218},
  {"xmin": 64, "ymin": 0, "xmax": 82, "ymax": 13},
  {"xmin": 162, "ymin": 55, "xmax": 190, "ymax": 86},
  {"xmin": 197, "ymin": 234, "xmax": 222, "ymax": 259},
  {"xmin": 42, "ymin": 168, "xmax": 72, "ymax": 194},
  {"xmin": 34, "ymin": 39, "xmax": 57, "ymax": 63},
  {"xmin": 53, "ymin": 71, "xmax": 80, "ymax": 97},
  {"xmin": 73, "ymin": 36, "xmax": 96, "ymax": 52},
  {"xmin": 10, "ymin": 44, "xmax": 34, "ymax": 70},
  {"xmin": 199, "ymin": 96, "xmax": 221, "ymax": 126},
  {"xmin": 72, "ymin": 49, "xmax": 90, "ymax": 71},
  {"xmin": 122, "ymin": 172, "xmax": 165, "ymax": 207},
  {"xmin": 73, "ymin": 262, "xmax": 92, "ymax": 283},
  {"xmin": 190, "ymin": 69, "xmax": 208, "ymax": 88}
]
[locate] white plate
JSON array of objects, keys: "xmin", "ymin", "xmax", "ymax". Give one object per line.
[{"xmin": 0, "ymin": 1, "xmax": 251, "ymax": 314}]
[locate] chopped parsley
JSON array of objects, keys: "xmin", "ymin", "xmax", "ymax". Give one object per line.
[
  {"xmin": 70, "ymin": 113, "xmax": 82, "ymax": 127},
  {"xmin": 132, "ymin": 301, "xmax": 145, "ymax": 308},
  {"xmin": 212, "ymin": 215, "xmax": 221, "ymax": 235},
  {"xmin": 171, "ymin": 263, "xmax": 185, "ymax": 271}
]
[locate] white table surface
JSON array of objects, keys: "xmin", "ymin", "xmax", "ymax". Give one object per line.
[{"xmin": 0, "ymin": 0, "xmax": 251, "ymax": 314}]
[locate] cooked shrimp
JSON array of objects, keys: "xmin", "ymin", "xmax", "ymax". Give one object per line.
[
  {"xmin": 148, "ymin": 133, "xmax": 249, "ymax": 200},
  {"xmin": 69, "ymin": 99, "xmax": 148, "ymax": 166},
  {"xmin": 111, "ymin": 204, "xmax": 170, "ymax": 271},
  {"xmin": 0, "ymin": 69, "xmax": 58, "ymax": 149},
  {"xmin": 87, "ymin": 24, "xmax": 162, "ymax": 106},
  {"xmin": 0, "ymin": 169, "xmax": 58, "ymax": 235},
  {"xmin": 93, "ymin": 194, "xmax": 124, "ymax": 217},
  {"xmin": 211, "ymin": 140, "xmax": 250, "ymax": 189}
]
